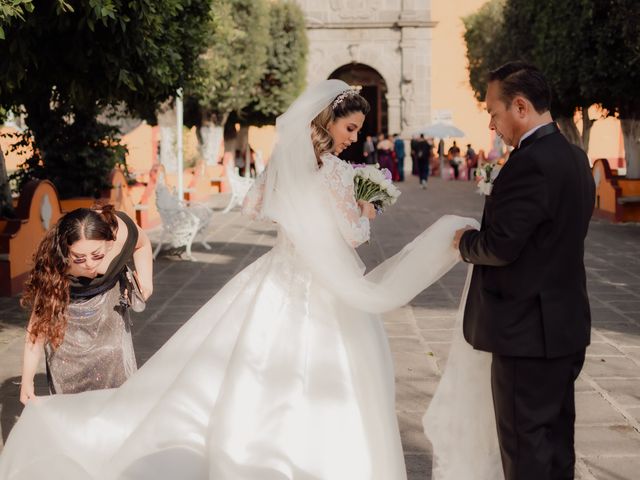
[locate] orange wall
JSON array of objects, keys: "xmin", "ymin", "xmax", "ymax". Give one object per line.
[
  {"xmin": 431, "ymin": 0, "xmax": 490, "ymax": 153},
  {"xmin": 1, "ymin": 124, "xmax": 160, "ymax": 177},
  {"xmin": 249, "ymin": 125, "xmax": 276, "ymax": 163},
  {"xmin": 579, "ymin": 106, "xmax": 625, "ymax": 167},
  {"xmin": 120, "ymin": 122, "xmax": 156, "ymax": 174}
]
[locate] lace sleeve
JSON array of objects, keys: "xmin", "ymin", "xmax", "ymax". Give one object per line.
[
  {"xmin": 242, "ymin": 172, "xmax": 267, "ymax": 220},
  {"xmin": 320, "ymin": 155, "xmax": 370, "ymax": 247}
]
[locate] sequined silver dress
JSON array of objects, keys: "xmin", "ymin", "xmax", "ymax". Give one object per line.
[{"xmin": 45, "ymin": 212, "xmax": 139, "ymax": 394}]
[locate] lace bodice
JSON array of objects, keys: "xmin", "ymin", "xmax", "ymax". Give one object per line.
[
  {"xmin": 242, "ymin": 153, "xmax": 370, "ymax": 247},
  {"xmin": 319, "ymin": 153, "xmax": 370, "ymax": 247}
]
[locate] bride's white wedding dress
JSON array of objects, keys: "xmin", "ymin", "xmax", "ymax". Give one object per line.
[{"xmin": 0, "ymin": 80, "xmax": 490, "ymax": 480}]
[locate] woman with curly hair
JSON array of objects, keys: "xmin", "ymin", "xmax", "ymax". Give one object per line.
[{"xmin": 19, "ymin": 204, "xmax": 153, "ymax": 403}]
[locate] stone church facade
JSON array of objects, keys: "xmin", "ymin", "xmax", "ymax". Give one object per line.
[{"xmin": 296, "ymin": 0, "xmax": 435, "ymax": 139}]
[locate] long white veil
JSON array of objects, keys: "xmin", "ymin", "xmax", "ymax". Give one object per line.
[{"xmin": 259, "ymin": 79, "xmax": 478, "ymax": 313}]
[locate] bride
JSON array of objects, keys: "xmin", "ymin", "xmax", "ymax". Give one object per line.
[{"xmin": 0, "ymin": 80, "xmax": 484, "ymax": 479}]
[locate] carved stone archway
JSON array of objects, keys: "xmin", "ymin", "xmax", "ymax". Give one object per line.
[{"xmin": 298, "ymin": 0, "xmax": 435, "ymax": 140}]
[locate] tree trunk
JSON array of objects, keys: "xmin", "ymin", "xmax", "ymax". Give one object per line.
[
  {"xmin": 236, "ymin": 126, "xmax": 250, "ymax": 177},
  {"xmin": 621, "ymin": 118, "xmax": 640, "ymax": 179},
  {"xmin": 157, "ymin": 107, "xmax": 178, "ymax": 173},
  {"xmin": 580, "ymin": 106, "xmax": 595, "ymax": 154},
  {"xmin": 197, "ymin": 118, "xmax": 224, "ymax": 167},
  {"xmin": 556, "ymin": 116, "xmax": 583, "ymax": 149},
  {"xmin": 0, "ymin": 148, "xmax": 15, "ymax": 218}
]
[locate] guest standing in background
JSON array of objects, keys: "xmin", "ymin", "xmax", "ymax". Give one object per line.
[
  {"xmin": 393, "ymin": 133, "xmax": 405, "ymax": 182},
  {"xmin": 448, "ymin": 141, "xmax": 462, "ymax": 180},
  {"xmin": 377, "ymin": 134, "xmax": 395, "ymax": 177},
  {"xmin": 437, "ymin": 138, "xmax": 445, "ymax": 178},
  {"xmin": 465, "ymin": 143, "xmax": 478, "ymax": 181},
  {"xmin": 428, "ymin": 137, "xmax": 439, "ymax": 177},
  {"xmin": 363, "ymin": 135, "xmax": 376, "ymax": 165},
  {"xmin": 411, "ymin": 135, "xmax": 420, "ymax": 176},
  {"xmin": 416, "ymin": 134, "xmax": 432, "ymax": 189}
]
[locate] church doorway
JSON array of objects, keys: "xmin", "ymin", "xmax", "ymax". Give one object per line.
[{"xmin": 329, "ymin": 64, "xmax": 388, "ymax": 163}]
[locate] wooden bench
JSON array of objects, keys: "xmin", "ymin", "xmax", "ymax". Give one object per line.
[
  {"xmin": 0, "ymin": 180, "xmax": 64, "ymax": 296},
  {"xmin": 592, "ymin": 158, "xmax": 640, "ymax": 222}
]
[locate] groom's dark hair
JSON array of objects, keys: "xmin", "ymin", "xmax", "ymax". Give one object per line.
[{"xmin": 489, "ymin": 62, "xmax": 551, "ymax": 114}]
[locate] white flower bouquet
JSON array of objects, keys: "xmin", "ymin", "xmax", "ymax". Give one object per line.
[
  {"xmin": 352, "ymin": 164, "xmax": 401, "ymax": 212},
  {"xmin": 475, "ymin": 163, "xmax": 501, "ymax": 196}
]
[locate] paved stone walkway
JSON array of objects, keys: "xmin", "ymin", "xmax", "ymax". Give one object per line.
[{"xmin": 0, "ymin": 176, "xmax": 638, "ymax": 480}]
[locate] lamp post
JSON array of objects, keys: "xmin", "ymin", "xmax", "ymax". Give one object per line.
[{"xmin": 176, "ymin": 88, "xmax": 184, "ymax": 202}]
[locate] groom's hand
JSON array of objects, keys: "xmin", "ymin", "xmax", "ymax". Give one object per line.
[{"xmin": 453, "ymin": 227, "xmax": 476, "ymax": 251}]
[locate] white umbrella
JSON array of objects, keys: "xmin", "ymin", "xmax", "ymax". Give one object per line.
[{"xmin": 414, "ymin": 122, "xmax": 465, "ymax": 138}]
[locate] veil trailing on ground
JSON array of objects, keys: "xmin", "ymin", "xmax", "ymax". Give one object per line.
[
  {"xmin": 423, "ymin": 268, "xmax": 504, "ymax": 480},
  {"xmin": 258, "ymin": 79, "xmax": 478, "ymax": 313}
]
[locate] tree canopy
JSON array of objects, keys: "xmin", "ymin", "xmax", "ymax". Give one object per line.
[
  {"xmin": 183, "ymin": 0, "xmax": 308, "ymax": 167},
  {"xmin": 462, "ymin": 0, "xmax": 507, "ymax": 103},
  {"xmin": 587, "ymin": 0, "xmax": 640, "ymax": 177},
  {"xmin": 0, "ymin": 0, "xmax": 211, "ymax": 198},
  {"xmin": 0, "ymin": 0, "xmax": 71, "ymax": 40},
  {"xmin": 188, "ymin": 0, "xmax": 270, "ymax": 126},
  {"xmin": 463, "ymin": 0, "xmax": 640, "ymax": 173},
  {"xmin": 238, "ymin": 0, "xmax": 308, "ymax": 126},
  {"xmin": 586, "ymin": 0, "xmax": 640, "ymax": 120},
  {"xmin": 0, "ymin": 0, "xmax": 311, "ymax": 198}
]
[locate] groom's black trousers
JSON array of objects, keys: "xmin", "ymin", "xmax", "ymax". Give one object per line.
[{"xmin": 491, "ymin": 350, "xmax": 586, "ymax": 480}]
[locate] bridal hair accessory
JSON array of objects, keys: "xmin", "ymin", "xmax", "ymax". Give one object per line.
[{"xmin": 331, "ymin": 88, "xmax": 359, "ymax": 109}]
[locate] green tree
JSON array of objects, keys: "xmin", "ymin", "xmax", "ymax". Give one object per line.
[
  {"xmin": 0, "ymin": 0, "xmax": 33, "ymax": 39},
  {"xmin": 0, "ymin": 0, "xmax": 71, "ymax": 214},
  {"xmin": 227, "ymin": 0, "xmax": 307, "ymax": 171},
  {"xmin": 239, "ymin": 0, "xmax": 308, "ymax": 127},
  {"xmin": 462, "ymin": 0, "xmax": 508, "ymax": 103},
  {"xmin": 463, "ymin": 0, "xmax": 599, "ymax": 152},
  {"xmin": 0, "ymin": 0, "xmax": 73, "ymax": 39},
  {"xmin": 0, "ymin": 0, "xmax": 211, "ymax": 198},
  {"xmin": 587, "ymin": 0, "xmax": 640, "ymax": 178},
  {"xmin": 186, "ymin": 0, "xmax": 269, "ymax": 165},
  {"xmin": 501, "ymin": 0, "xmax": 598, "ymax": 150}
]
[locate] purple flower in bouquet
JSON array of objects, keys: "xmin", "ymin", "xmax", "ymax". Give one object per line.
[{"xmin": 352, "ymin": 165, "xmax": 401, "ymax": 213}]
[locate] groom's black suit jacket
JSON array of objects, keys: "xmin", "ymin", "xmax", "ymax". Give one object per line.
[{"xmin": 460, "ymin": 123, "xmax": 595, "ymax": 358}]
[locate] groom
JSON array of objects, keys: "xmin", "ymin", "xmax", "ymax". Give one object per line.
[{"xmin": 453, "ymin": 62, "xmax": 595, "ymax": 480}]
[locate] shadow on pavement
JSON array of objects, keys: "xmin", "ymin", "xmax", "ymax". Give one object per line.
[{"xmin": 1, "ymin": 373, "xmax": 48, "ymax": 443}]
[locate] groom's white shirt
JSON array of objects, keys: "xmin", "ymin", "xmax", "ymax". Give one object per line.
[{"xmin": 518, "ymin": 123, "xmax": 551, "ymax": 147}]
